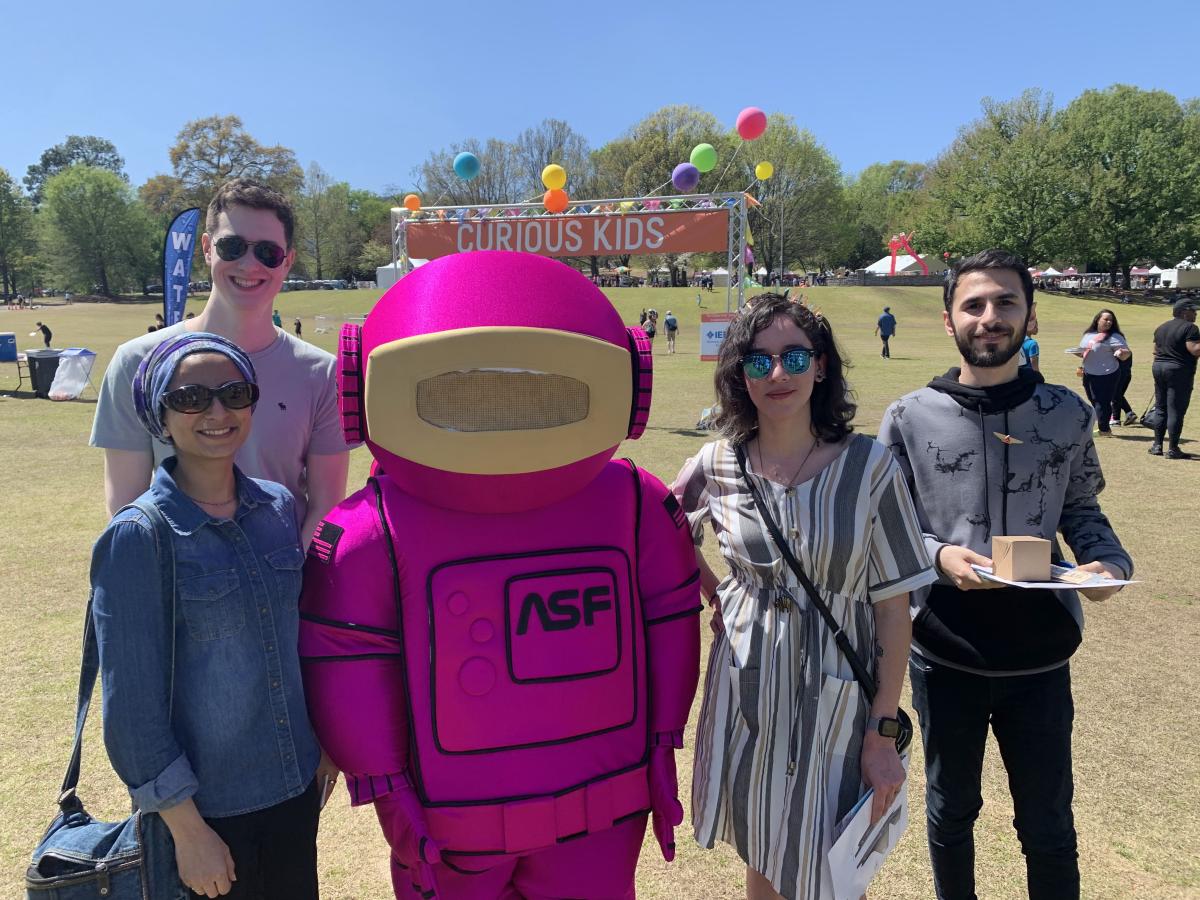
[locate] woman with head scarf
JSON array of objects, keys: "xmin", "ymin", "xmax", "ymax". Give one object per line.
[{"xmin": 90, "ymin": 332, "xmax": 333, "ymax": 899}]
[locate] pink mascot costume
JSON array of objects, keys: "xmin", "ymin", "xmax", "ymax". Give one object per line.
[{"xmin": 299, "ymin": 251, "xmax": 701, "ymax": 899}]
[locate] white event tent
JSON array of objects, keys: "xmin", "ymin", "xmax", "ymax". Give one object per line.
[{"xmin": 864, "ymin": 254, "xmax": 935, "ymax": 275}]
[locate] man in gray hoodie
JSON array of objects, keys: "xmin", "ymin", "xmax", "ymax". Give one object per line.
[{"xmin": 878, "ymin": 249, "xmax": 1132, "ymax": 900}]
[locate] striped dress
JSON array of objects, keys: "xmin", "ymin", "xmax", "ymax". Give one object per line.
[{"xmin": 673, "ymin": 435, "xmax": 936, "ymax": 900}]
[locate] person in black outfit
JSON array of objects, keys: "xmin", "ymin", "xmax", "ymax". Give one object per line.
[
  {"xmin": 1150, "ymin": 298, "xmax": 1200, "ymax": 459},
  {"xmin": 35, "ymin": 321, "xmax": 52, "ymax": 348}
]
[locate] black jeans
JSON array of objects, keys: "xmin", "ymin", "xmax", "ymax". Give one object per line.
[
  {"xmin": 1112, "ymin": 359, "xmax": 1134, "ymax": 416},
  {"xmin": 206, "ymin": 778, "xmax": 321, "ymax": 899},
  {"xmin": 1082, "ymin": 371, "xmax": 1118, "ymax": 431},
  {"xmin": 881, "ymin": 334, "xmax": 892, "ymax": 357},
  {"xmin": 1152, "ymin": 360, "xmax": 1195, "ymax": 448},
  {"xmin": 910, "ymin": 655, "xmax": 1078, "ymax": 900}
]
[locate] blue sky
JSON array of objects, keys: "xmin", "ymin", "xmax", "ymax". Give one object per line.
[{"xmin": 7, "ymin": 0, "xmax": 1194, "ymax": 195}]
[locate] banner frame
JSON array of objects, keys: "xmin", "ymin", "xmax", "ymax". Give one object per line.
[{"xmin": 391, "ymin": 192, "xmax": 748, "ymax": 311}]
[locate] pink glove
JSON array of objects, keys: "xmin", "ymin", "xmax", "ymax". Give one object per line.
[
  {"xmin": 649, "ymin": 731, "xmax": 685, "ymax": 861},
  {"xmin": 375, "ymin": 775, "xmax": 442, "ymax": 899}
]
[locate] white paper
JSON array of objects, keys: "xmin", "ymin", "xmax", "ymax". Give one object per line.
[
  {"xmin": 971, "ymin": 564, "xmax": 1137, "ymax": 591},
  {"xmin": 828, "ymin": 759, "xmax": 909, "ymax": 899}
]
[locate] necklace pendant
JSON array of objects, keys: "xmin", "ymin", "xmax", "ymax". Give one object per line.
[{"xmin": 784, "ymin": 486, "xmax": 795, "ymax": 496}]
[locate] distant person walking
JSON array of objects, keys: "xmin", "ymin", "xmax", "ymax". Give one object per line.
[
  {"xmin": 876, "ymin": 306, "xmax": 897, "ymax": 358},
  {"xmin": 643, "ymin": 309, "xmax": 657, "ymax": 347},
  {"xmin": 664, "ymin": 310, "xmax": 679, "ymax": 354},
  {"xmin": 1077, "ymin": 309, "xmax": 1131, "ymax": 437},
  {"xmin": 1149, "ymin": 298, "xmax": 1200, "ymax": 459},
  {"xmin": 293, "ymin": 317, "xmax": 302, "ymax": 338},
  {"xmin": 273, "ymin": 309, "xmax": 283, "ymax": 328},
  {"xmin": 34, "ymin": 321, "xmax": 52, "ymax": 348}
]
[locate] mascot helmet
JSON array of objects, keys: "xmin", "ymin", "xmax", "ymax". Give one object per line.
[{"xmin": 339, "ymin": 252, "xmax": 653, "ymax": 513}]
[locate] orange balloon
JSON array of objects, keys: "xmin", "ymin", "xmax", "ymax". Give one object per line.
[
  {"xmin": 403, "ymin": 193, "xmax": 421, "ymax": 211},
  {"xmin": 544, "ymin": 189, "xmax": 569, "ymax": 213}
]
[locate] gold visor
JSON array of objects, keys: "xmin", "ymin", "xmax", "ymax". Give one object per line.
[{"xmin": 364, "ymin": 327, "xmax": 632, "ymax": 475}]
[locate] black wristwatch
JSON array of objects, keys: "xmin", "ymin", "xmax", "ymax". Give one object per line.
[{"xmin": 867, "ymin": 715, "xmax": 901, "ymax": 739}]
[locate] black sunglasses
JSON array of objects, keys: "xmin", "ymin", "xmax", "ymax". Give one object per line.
[
  {"xmin": 213, "ymin": 235, "xmax": 289, "ymax": 269},
  {"xmin": 163, "ymin": 381, "xmax": 259, "ymax": 414}
]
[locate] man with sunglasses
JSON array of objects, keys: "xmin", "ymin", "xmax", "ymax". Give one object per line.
[
  {"xmin": 90, "ymin": 179, "xmax": 353, "ymax": 545},
  {"xmin": 877, "ymin": 249, "xmax": 1132, "ymax": 900}
]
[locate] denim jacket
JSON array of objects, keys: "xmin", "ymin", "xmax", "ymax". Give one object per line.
[{"xmin": 90, "ymin": 458, "xmax": 320, "ymax": 818}]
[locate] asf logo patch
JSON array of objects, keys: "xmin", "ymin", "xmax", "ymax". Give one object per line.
[
  {"xmin": 506, "ymin": 566, "xmax": 622, "ymax": 682},
  {"xmin": 308, "ymin": 520, "xmax": 344, "ymax": 563},
  {"xmin": 515, "ymin": 585, "xmax": 612, "ymax": 635}
]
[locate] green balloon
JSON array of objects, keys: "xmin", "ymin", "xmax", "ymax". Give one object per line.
[{"xmin": 690, "ymin": 143, "xmax": 717, "ymax": 173}]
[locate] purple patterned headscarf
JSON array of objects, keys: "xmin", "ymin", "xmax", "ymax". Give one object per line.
[{"xmin": 132, "ymin": 332, "xmax": 257, "ymax": 443}]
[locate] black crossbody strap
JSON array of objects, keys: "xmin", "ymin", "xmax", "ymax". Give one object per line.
[
  {"xmin": 59, "ymin": 499, "xmax": 176, "ymax": 812},
  {"xmin": 734, "ymin": 444, "xmax": 878, "ymax": 702}
]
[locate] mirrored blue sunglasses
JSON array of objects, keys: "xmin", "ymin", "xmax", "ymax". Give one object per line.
[{"xmin": 740, "ymin": 348, "xmax": 819, "ymax": 379}]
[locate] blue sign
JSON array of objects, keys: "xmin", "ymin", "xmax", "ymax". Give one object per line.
[{"xmin": 163, "ymin": 208, "xmax": 202, "ymax": 326}]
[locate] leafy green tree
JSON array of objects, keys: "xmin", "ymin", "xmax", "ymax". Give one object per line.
[
  {"xmin": 295, "ymin": 163, "xmax": 360, "ymax": 280},
  {"xmin": 917, "ymin": 89, "xmax": 1066, "ymax": 265},
  {"xmin": 168, "ymin": 115, "xmax": 303, "ymax": 207},
  {"xmin": 357, "ymin": 239, "xmax": 394, "ymax": 275},
  {"xmin": 24, "ymin": 135, "xmax": 126, "ymax": 205},
  {"xmin": 40, "ymin": 166, "xmax": 152, "ymax": 295},
  {"xmin": 841, "ymin": 161, "xmax": 928, "ymax": 267},
  {"xmin": 589, "ymin": 105, "xmax": 729, "ymax": 200},
  {"xmin": 0, "ymin": 167, "xmax": 36, "ymax": 298},
  {"xmin": 349, "ymin": 189, "xmax": 395, "ymax": 247},
  {"xmin": 1057, "ymin": 85, "xmax": 1200, "ymax": 286}
]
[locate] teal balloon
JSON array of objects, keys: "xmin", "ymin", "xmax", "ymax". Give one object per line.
[
  {"xmin": 453, "ymin": 152, "xmax": 481, "ymax": 181},
  {"xmin": 690, "ymin": 143, "xmax": 717, "ymax": 173}
]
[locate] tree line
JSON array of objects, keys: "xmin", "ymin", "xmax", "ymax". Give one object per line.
[{"xmin": 1, "ymin": 84, "xmax": 1196, "ymax": 298}]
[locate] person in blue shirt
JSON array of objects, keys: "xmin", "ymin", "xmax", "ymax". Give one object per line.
[
  {"xmin": 875, "ymin": 306, "xmax": 897, "ymax": 358},
  {"xmin": 1018, "ymin": 318, "xmax": 1040, "ymax": 371},
  {"xmin": 90, "ymin": 332, "xmax": 335, "ymax": 899}
]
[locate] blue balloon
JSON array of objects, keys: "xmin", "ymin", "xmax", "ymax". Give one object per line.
[{"xmin": 453, "ymin": 152, "xmax": 481, "ymax": 181}]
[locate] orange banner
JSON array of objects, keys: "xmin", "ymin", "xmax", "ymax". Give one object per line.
[{"xmin": 406, "ymin": 209, "xmax": 729, "ymax": 259}]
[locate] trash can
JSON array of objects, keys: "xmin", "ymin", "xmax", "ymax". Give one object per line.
[
  {"xmin": 0, "ymin": 333, "xmax": 16, "ymax": 362},
  {"xmin": 26, "ymin": 349, "xmax": 63, "ymax": 399}
]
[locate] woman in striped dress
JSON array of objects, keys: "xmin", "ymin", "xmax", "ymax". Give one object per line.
[{"xmin": 672, "ymin": 295, "xmax": 936, "ymax": 900}]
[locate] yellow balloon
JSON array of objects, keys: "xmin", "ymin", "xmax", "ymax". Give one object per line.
[
  {"xmin": 619, "ymin": 201, "xmax": 635, "ymax": 213},
  {"xmin": 541, "ymin": 164, "xmax": 567, "ymax": 191},
  {"xmin": 755, "ymin": 162, "xmax": 774, "ymax": 181}
]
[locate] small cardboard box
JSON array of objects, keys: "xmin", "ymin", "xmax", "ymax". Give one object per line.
[{"xmin": 992, "ymin": 536, "xmax": 1051, "ymax": 582}]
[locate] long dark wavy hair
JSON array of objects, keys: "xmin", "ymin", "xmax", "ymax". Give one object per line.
[
  {"xmin": 1085, "ymin": 308, "xmax": 1124, "ymax": 338},
  {"xmin": 711, "ymin": 293, "xmax": 856, "ymax": 446}
]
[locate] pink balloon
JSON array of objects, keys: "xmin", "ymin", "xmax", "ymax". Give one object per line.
[{"xmin": 736, "ymin": 107, "xmax": 768, "ymax": 141}]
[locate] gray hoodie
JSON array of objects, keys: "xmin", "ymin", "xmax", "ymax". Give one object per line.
[{"xmin": 878, "ymin": 368, "xmax": 1133, "ymax": 676}]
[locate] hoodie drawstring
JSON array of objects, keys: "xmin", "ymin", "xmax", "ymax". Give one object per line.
[
  {"xmin": 978, "ymin": 409, "xmax": 992, "ymax": 538},
  {"xmin": 1001, "ymin": 410, "xmax": 1011, "ymax": 535},
  {"xmin": 978, "ymin": 408, "xmax": 1012, "ymax": 539}
]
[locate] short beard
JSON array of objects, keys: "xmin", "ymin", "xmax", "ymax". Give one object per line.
[{"xmin": 953, "ymin": 323, "xmax": 1024, "ymax": 368}]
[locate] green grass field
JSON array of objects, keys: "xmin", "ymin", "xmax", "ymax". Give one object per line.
[{"xmin": 1, "ymin": 284, "xmax": 1196, "ymax": 898}]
